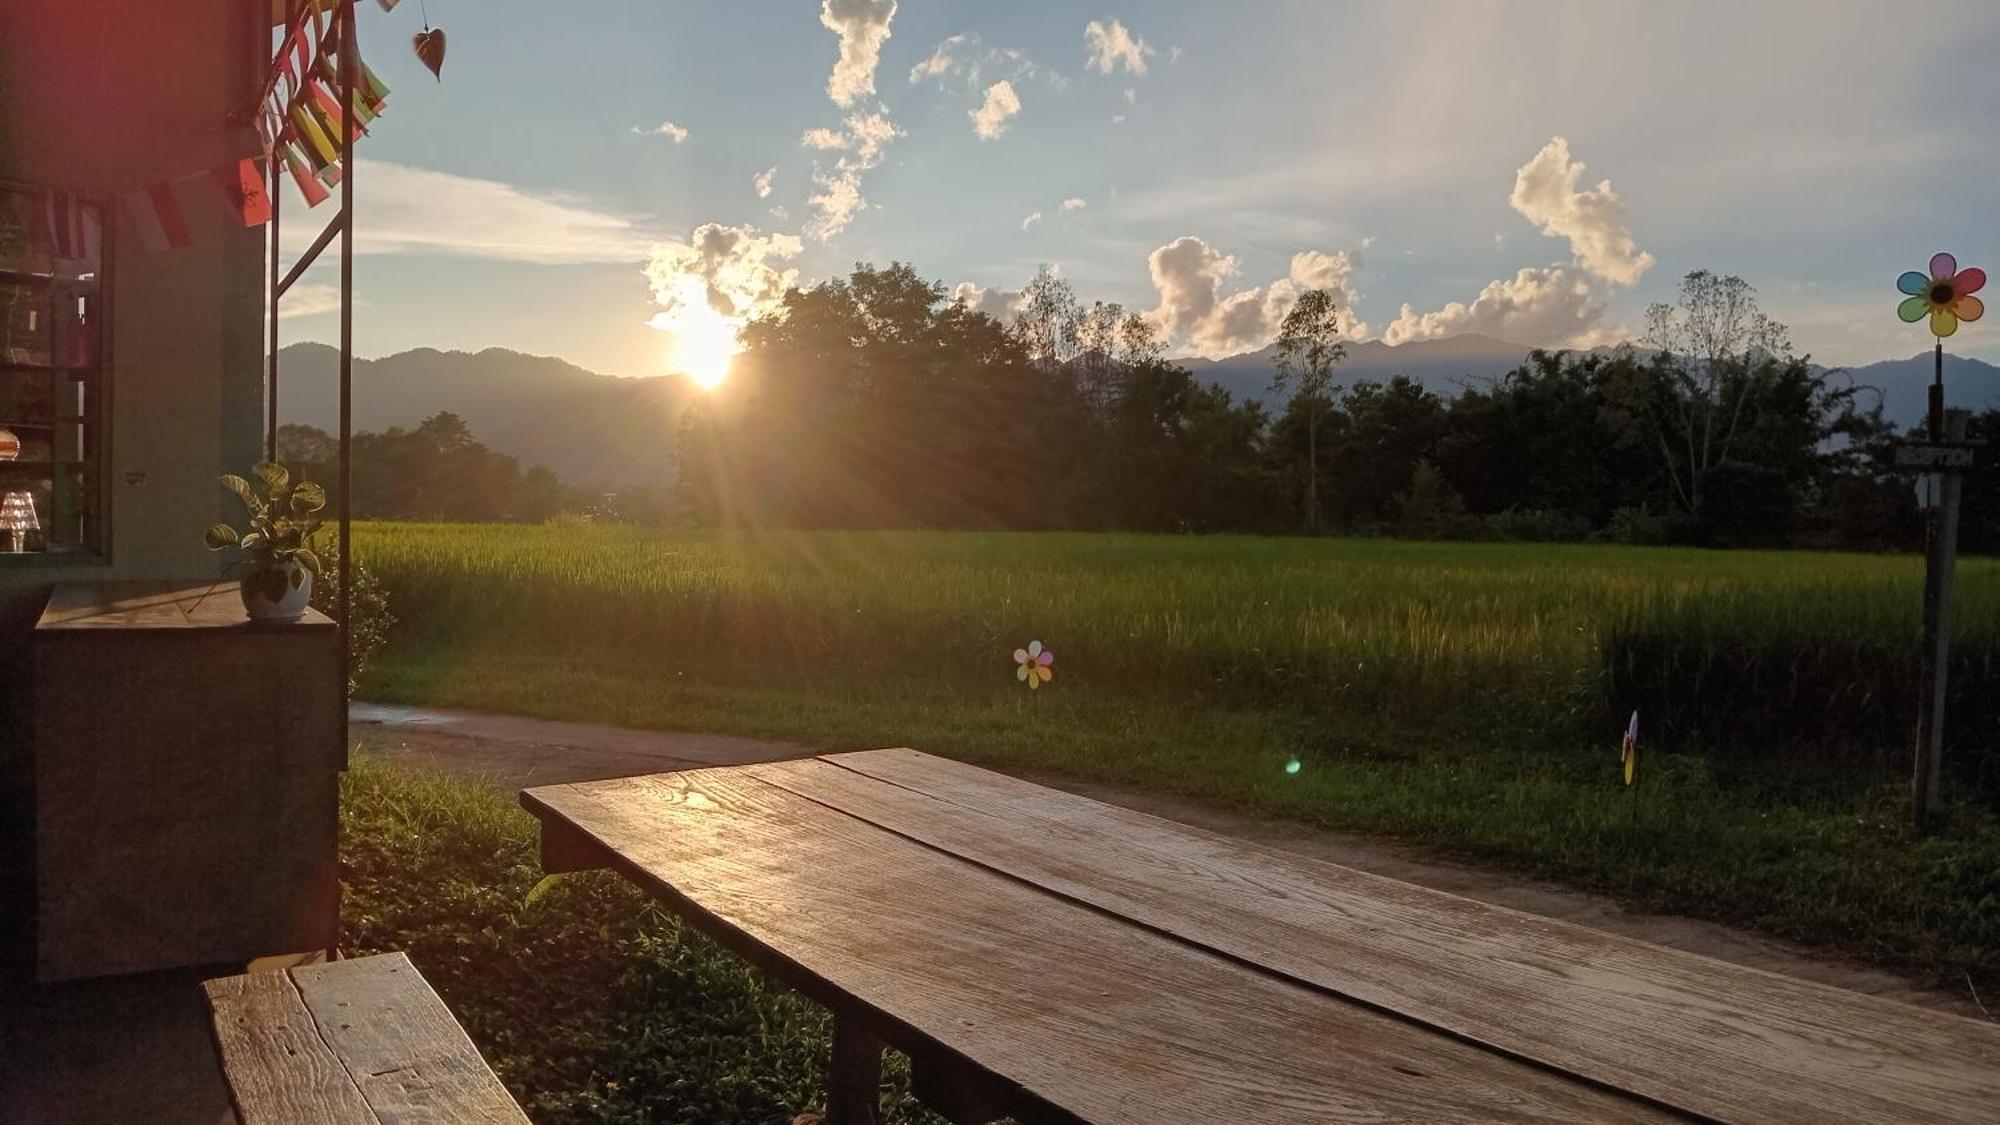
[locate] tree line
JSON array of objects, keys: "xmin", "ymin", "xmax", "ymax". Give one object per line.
[
  {"xmin": 282, "ymin": 262, "xmax": 1995, "ymax": 555},
  {"xmin": 278, "ymin": 413, "xmax": 576, "ymax": 523},
  {"xmin": 679, "ymin": 262, "xmax": 1991, "ymax": 551}
]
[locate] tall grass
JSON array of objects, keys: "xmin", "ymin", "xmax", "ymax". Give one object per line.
[{"xmin": 357, "ymin": 523, "xmax": 2000, "ymax": 796}]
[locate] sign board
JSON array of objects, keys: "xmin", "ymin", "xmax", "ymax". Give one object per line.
[{"xmin": 1894, "ymin": 443, "xmax": 1979, "ymax": 471}]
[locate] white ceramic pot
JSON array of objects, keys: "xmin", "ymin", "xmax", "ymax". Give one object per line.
[{"xmin": 240, "ymin": 559, "xmax": 313, "ymax": 623}]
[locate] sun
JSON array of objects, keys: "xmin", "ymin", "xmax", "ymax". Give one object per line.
[
  {"xmin": 673, "ymin": 322, "xmax": 737, "ymax": 390},
  {"xmin": 668, "ymin": 311, "xmax": 740, "ymax": 390}
]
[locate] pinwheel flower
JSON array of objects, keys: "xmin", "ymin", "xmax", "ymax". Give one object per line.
[
  {"xmin": 1898, "ymin": 252, "xmax": 1985, "ymax": 338},
  {"xmin": 1620, "ymin": 710, "xmax": 1639, "ymax": 788},
  {"xmin": 1014, "ymin": 640, "xmax": 1054, "ymax": 690}
]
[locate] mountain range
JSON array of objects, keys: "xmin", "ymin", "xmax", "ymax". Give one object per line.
[
  {"xmin": 278, "ymin": 343, "xmax": 690, "ymax": 488},
  {"xmin": 282, "ymin": 337, "xmax": 2000, "ymax": 487}
]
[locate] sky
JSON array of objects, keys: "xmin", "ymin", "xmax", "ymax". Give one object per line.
[{"xmin": 284, "ymin": 0, "xmax": 2000, "ymax": 381}]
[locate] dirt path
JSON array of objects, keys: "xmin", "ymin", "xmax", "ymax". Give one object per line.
[{"xmin": 351, "ymin": 702, "xmax": 1990, "ymax": 1020}]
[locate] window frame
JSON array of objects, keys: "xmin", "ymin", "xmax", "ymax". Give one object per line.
[{"xmin": 0, "ymin": 178, "xmax": 114, "ymax": 566}]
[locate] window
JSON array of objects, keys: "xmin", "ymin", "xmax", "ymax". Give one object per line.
[{"xmin": 0, "ymin": 182, "xmax": 110, "ymax": 558}]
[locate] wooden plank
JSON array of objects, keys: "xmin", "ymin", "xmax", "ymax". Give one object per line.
[
  {"xmin": 290, "ymin": 953, "xmax": 529, "ymax": 1125},
  {"xmin": 763, "ymin": 749, "xmax": 2000, "ymax": 1125},
  {"xmin": 523, "ymin": 770, "xmax": 1672, "ymax": 1124},
  {"xmin": 36, "ymin": 579, "xmax": 335, "ymax": 631},
  {"xmin": 203, "ymin": 968, "xmax": 378, "ymax": 1124}
]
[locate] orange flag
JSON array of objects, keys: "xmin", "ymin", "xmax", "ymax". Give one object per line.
[{"xmin": 210, "ymin": 158, "xmax": 273, "ymax": 227}]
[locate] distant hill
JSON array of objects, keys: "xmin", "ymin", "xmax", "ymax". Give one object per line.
[
  {"xmin": 1183, "ymin": 335, "xmax": 2000, "ymax": 432},
  {"xmin": 1832, "ymin": 352, "xmax": 2000, "ymax": 430},
  {"xmin": 1178, "ymin": 333, "xmax": 1553, "ymax": 407},
  {"xmin": 277, "ymin": 344, "xmax": 690, "ymax": 487}
]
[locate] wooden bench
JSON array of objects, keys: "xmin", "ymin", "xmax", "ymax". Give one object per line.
[{"xmin": 203, "ymin": 952, "xmax": 529, "ymax": 1124}]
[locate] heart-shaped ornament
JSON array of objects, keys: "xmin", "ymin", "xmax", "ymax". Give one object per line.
[{"xmin": 413, "ymin": 27, "xmax": 446, "ymax": 81}]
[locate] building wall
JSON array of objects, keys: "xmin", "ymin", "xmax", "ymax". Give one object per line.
[{"xmin": 0, "ymin": 1, "xmax": 268, "ymax": 972}]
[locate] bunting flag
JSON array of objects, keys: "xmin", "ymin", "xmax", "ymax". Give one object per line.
[
  {"xmin": 40, "ymin": 190, "xmax": 102, "ymax": 264},
  {"xmin": 290, "ymin": 102, "xmax": 339, "ymax": 166},
  {"xmin": 280, "ymin": 144, "xmax": 331, "ymax": 207},
  {"xmin": 309, "ymin": 79, "xmax": 360, "ymax": 140},
  {"xmin": 211, "ymin": 159, "xmax": 273, "ymax": 227},
  {"xmin": 377, "ymin": 0, "xmax": 401, "ymax": 10},
  {"xmin": 122, "ymin": 181, "xmax": 193, "ymax": 253}
]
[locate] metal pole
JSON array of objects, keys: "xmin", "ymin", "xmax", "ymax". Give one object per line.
[
  {"xmin": 338, "ymin": 0, "xmax": 356, "ymax": 708},
  {"xmin": 265, "ymin": 126, "xmax": 281, "ymax": 460}
]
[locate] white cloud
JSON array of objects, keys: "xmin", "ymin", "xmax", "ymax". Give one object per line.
[
  {"xmin": 281, "ymin": 160, "xmax": 653, "ymax": 263},
  {"xmin": 1168, "ymin": 45, "xmax": 1184, "ymax": 64},
  {"xmin": 1147, "ymin": 237, "xmax": 1366, "ymax": 358},
  {"xmin": 1021, "ymin": 210, "xmax": 1044, "ymax": 231},
  {"xmin": 1381, "ymin": 266, "xmax": 1608, "ymax": 347},
  {"xmin": 644, "ymin": 223, "xmax": 803, "ymax": 373},
  {"xmin": 1123, "ymin": 86, "xmax": 1137, "ymax": 105},
  {"xmin": 1509, "ymin": 136, "xmax": 1654, "ymax": 286},
  {"xmin": 753, "ymin": 167, "xmax": 775, "ymax": 198},
  {"xmin": 1085, "ymin": 18, "xmax": 1153, "ymax": 76},
  {"xmin": 909, "ymin": 35, "xmax": 966, "ymax": 84},
  {"xmin": 909, "ymin": 33, "xmax": 1058, "ymax": 90},
  {"xmin": 769, "ymin": 205, "xmax": 790, "ymax": 221},
  {"xmin": 1061, "ymin": 197, "xmax": 1086, "ymax": 212},
  {"xmin": 1111, "ymin": 114, "xmax": 1126, "ymax": 125},
  {"xmin": 820, "ymin": 0, "xmax": 897, "ymax": 107},
  {"xmin": 971, "ymin": 80, "xmax": 1022, "ymax": 140},
  {"xmin": 634, "ymin": 120, "xmax": 689, "ymax": 143},
  {"xmin": 278, "ymin": 283, "xmax": 352, "ymax": 319},
  {"xmin": 802, "ymin": 109, "xmax": 903, "ymax": 241},
  {"xmin": 952, "ymin": 281, "xmax": 1027, "ymax": 323}
]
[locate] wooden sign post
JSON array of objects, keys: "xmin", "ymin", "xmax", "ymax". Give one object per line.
[
  {"xmin": 1908, "ymin": 344, "xmax": 1971, "ymax": 831},
  {"xmin": 1893, "ymin": 254, "xmax": 1987, "ymax": 828}
]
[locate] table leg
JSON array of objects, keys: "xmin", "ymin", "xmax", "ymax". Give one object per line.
[{"xmin": 825, "ymin": 1017, "xmax": 884, "ymax": 1125}]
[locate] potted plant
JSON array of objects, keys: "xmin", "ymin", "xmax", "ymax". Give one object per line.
[{"xmin": 203, "ymin": 462, "xmax": 326, "ymax": 622}]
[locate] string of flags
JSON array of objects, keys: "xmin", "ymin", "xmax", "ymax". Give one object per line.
[
  {"xmin": 38, "ymin": 0, "xmax": 444, "ymax": 258},
  {"xmin": 78, "ymin": 0, "xmax": 395, "ymax": 256}
]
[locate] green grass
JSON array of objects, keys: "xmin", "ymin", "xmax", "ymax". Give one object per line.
[
  {"xmin": 340, "ymin": 755, "xmax": 947, "ymax": 1125},
  {"xmin": 359, "ymin": 522, "xmax": 2000, "ymax": 782},
  {"xmin": 352, "ymin": 522, "xmax": 2000, "ymax": 991}
]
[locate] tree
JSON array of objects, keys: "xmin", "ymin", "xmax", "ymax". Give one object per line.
[
  {"xmin": 1271, "ymin": 289, "xmax": 1347, "ymax": 530},
  {"xmin": 1627, "ymin": 271, "xmax": 1791, "ymax": 517}
]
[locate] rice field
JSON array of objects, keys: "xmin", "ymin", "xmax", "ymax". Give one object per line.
[{"xmin": 355, "ymin": 522, "xmax": 2000, "ymax": 795}]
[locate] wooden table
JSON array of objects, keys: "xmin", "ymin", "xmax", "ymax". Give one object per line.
[{"xmin": 521, "ymin": 749, "xmax": 2000, "ymax": 1124}]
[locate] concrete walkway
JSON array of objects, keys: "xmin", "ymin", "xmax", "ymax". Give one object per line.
[{"xmin": 350, "ymin": 702, "xmax": 1991, "ymax": 1020}]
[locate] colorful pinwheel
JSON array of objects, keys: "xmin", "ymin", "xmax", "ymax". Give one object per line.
[
  {"xmin": 1897, "ymin": 252, "xmax": 1985, "ymax": 338},
  {"xmin": 1014, "ymin": 640, "xmax": 1054, "ymax": 690}
]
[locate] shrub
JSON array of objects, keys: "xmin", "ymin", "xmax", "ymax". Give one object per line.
[
  {"xmin": 1481, "ymin": 507, "xmax": 1593, "ymax": 543},
  {"xmin": 311, "ymin": 545, "xmax": 395, "ymax": 692}
]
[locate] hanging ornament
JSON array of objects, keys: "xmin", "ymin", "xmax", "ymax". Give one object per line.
[{"xmin": 413, "ymin": 27, "xmax": 446, "ymax": 81}]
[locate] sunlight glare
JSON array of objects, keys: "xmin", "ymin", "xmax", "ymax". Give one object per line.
[{"xmin": 664, "ymin": 310, "xmax": 739, "ymax": 390}]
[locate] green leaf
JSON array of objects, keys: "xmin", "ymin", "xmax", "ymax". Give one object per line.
[
  {"xmin": 295, "ymin": 548, "xmax": 323, "ymax": 577},
  {"xmin": 239, "ymin": 531, "xmax": 266, "ymax": 552},
  {"xmin": 290, "ymin": 481, "xmax": 327, "ymax": 514},
  {"xmin": 523, "ymin": 873, "xmax": 564, "ymax": 908},
  {"xmin": 202, "ymin": 523, "xmax": 240, "ymax": 549},
  {"xmin": 253, "ymin": 461, "xmax": 290, "ymax": 495},
  {"xmin": 220, "ymin": 474, "xmax": 264, "ymax": 516}
]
